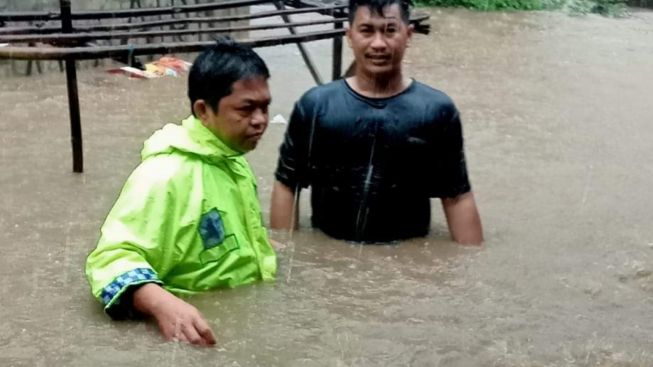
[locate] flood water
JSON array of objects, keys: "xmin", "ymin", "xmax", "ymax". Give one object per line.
[{"xmin": 1, "ymin": 7, "xmax": 653, "ymax": 366}]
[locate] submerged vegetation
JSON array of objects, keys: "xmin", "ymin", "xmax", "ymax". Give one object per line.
[{"xmin": 415, "ymin": 0, "xmax": 629, "ymax": 16}]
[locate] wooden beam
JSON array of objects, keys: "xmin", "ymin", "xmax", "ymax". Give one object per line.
[
  {"xmin": 274, "ymin": 1, "xmax": 322, "ymax": 85},
  {"xmin": 0, "ymin": 0, "xmax": 271, "ymax": 22},
  {"xmin": 0, "ymin": 6, "xmax": 345, "ymax": 35},
  {"xmin": 0, "ymin": 28, "xmax": 346, "ymax": 61},
  {"xmin": 0, "ymin": 17, "xmax": 348, "ymax": 44}
]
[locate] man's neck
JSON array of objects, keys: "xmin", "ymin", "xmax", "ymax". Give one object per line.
[{"xmin": 347, "ymin": 70, "xmax": 411, "ymax": 98}]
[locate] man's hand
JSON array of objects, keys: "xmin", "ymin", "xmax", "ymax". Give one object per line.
[
  {"xmin": 441, "ymin": 192, "xmax": 483, "ymax": 245},
  {"xmin": 132, "ymin": 283, "xmax": 216, "ymax": 346},
  {"xmin": 270, "ymin": 180, "xmax": 299, "ymax": 230},
  {"xmin": 269, "ymin": 238, "xmax": 287, "ymax": 250}
]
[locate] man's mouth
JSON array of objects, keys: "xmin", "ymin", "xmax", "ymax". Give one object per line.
[
  {"xmin": 247, "ymin": 132, "xmax": 264, "ymax": 140},
  {"xmin": 366, "ymin": 54, "xmax": 391, "ymax": 60},
  {"xmin": 366, "ymin": 54, "xmax": 391, "ymax": 65}
]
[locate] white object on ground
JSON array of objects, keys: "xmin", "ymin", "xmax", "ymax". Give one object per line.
[{"xmin": 271, "ymin": 114, "xmax": 288, "ymax": 124}]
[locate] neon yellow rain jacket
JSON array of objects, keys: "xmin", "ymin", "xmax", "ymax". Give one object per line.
[{"xmin": 85, "ymin": 116, "xmax": 276, "ymax": 317}]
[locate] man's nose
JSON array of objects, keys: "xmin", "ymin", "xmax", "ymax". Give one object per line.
[
  {"xmin": 251, "ymin": 108, "xmax": 267, "ymax": 126},
  {"xmin": 370, "ymin": 32, "xmax": 387, "ymax": 49}
]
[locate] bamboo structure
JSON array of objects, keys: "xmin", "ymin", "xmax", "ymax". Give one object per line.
[
  {"xmin": 0, "ymin": 0, "xmax": 430, "ymax": 173},
  {"xmin": 0, "ymin": 17, "xmax": 349, "ymax": 44},
  {"xmin": 0, "ymin": 5, "xmax": 347, "ymax": 35}
]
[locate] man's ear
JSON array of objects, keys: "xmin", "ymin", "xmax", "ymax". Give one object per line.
[
  {"xmin": 345, "ymin": 26, "xmax": 352, "ymax": 48},
  {"xmin": 407, "ymin": 24, "xmax": 414, "ymax": 47},
  {"xmin": 193, "ymin": 99, "xmax": 209, "ymax": 122}
]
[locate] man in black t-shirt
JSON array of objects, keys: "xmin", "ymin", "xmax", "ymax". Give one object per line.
[{"xmin": 270, "ymin": 0, "xmax": 483, "ymax": 244}]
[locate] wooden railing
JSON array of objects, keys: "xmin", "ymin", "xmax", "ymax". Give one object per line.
[{"xmin": 0, "ymin": 0, "xmax": 430, "ymax": 172}]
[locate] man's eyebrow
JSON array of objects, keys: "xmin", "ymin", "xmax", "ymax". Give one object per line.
[{"xmin": 241, "ymin": 98, "xmax": 271, "ymax": 105}]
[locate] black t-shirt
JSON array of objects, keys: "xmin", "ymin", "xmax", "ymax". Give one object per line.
[{"xmin": 275, "ymin": 79, "xmax": 471, "ymax": 242}]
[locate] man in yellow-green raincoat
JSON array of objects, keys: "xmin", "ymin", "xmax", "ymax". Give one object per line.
[{"xmin": 86, "ymin": 38, "xmax": 276, "ymax": 346}]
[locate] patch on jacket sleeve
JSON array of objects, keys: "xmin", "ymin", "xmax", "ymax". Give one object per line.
[
  {"xmin": 199, "ymin": 208, "xmax": 226, "ymax": 249},
  {"xmin": 101, "ymin": 268, "xmax": 160, "ymax": 306}
]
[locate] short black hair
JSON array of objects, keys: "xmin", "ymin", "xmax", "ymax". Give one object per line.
[
  {"xmin": 348, "ymin": 0, "xmax": 412, "ymax": 24},
  {"xmin": 188, "ymin": 36, "xmax": 270, "ymax": 116}
]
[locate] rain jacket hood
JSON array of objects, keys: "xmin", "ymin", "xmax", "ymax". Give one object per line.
[{"xmin": 142, "ymin": 115, "xmax": 240, "ymax": 164}]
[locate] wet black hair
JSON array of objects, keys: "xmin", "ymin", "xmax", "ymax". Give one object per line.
[
  {"xmin": 348, "ymin": 0, "xmax": 412, "ymax": 24},
  {"xmin": 188, "ymin": 36, "xmax": 270, "ymax": 116}
]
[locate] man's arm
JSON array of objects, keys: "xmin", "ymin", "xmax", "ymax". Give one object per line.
[
  {"xmin": 86, "ymin": 158, "xmax": 215, "ymax": 346},
  {"xmin": 272, "ymin": 98, "xmax": 312, "ymax": 231},
  {"xmin": 270, "ymin": 180, "xmax": 299, "ymax": 230},
  {"xmin": 441, "ymin": 191, "xmax": 483, "ymax": 245},
  {"xmin": 132, "ymin": 284, "xmax": 216, "ymax": 346}
]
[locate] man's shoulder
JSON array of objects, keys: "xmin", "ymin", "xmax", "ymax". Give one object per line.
[
  {"xmin": 127, "ymin": 153, "xmax": 197, "ymax": 192},
  {"xmin": 410, "ymin": 80, "xmax": 456, "ymax": 107},
  {"xmin": 297, "ymin": 80, "xmax": 347, "ymax": 105},
  {"xmin": 406, "ymin": 81, "xmax": 459, "ymax": 121}
]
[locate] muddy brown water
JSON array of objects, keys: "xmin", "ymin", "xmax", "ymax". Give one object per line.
[{"xmin": 1, "ymin": 7, "xmax": 653, "ymax": 367}]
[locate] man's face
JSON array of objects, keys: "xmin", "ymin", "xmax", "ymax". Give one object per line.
[
  {"xmin": 346, "ymin": 4, "xmax": 413, "ymax": 77},
  {"xmin": 198, "ymin": 77, "xmax": 271, "ymax": 153}
]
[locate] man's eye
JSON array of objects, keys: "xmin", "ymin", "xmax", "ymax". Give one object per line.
[{"xmin": 386, "ymin": 27, "xmax": 397, "ymax": 34}]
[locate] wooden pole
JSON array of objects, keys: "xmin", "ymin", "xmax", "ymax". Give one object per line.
[
  {"xmin": 60, "ymin": 0, "xmax": 83, "ymax": 173},
  {"xmin": 273, "ymin": 1, "xmax": 322, "ymax": 85},
  {"xmin": 332, "ymin": 17, "xmax": 343, "ymax": 80}
]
